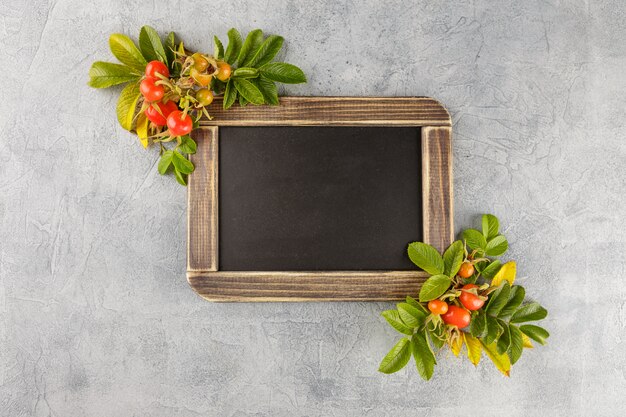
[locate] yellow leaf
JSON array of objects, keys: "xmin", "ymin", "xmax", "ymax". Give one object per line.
[
  {"xmin": 450, "ymin": 334, "xmax": 464, "ymax": 357},
  {"xmin": 136, "ymin": 113, "xmax": 149, "ymax": 149},
  {"xmin": 463, "ymin": 333, "xmax": 482, "ymax": 366},
  {"xmin": 522, "ymin": 333, "xmax": 534, "ymax": 349},
  {"xmin": 491, "ymin": 261, "xmax": 516, "ymax": 287},
  {"xmin": 116, "ymin": 82, "xmax": 141, "ymax": 131},
  {"xmin": 481, "ymin": 341, "xmax": 511, "ymax": 377}
]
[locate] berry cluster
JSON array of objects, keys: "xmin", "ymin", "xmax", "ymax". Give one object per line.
[
  {"xmin": 379, "ymin": 214, "xmax": 549, "ymax": 380},
  {"xmin": 139, "ymin": 54, "xmax": 231, "ymax": 138},
  {"xmin": 89, "ymin": 26, "xmax": 306, "ymax": 185}
]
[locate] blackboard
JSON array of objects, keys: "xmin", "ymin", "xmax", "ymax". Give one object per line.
[
  {"xmin": 219, "ymin": 126, "xmax": 422, "ymax": 271},
  {"xmin": 187, "ymin": 97, "xmax": 453, "ymax": 302}
]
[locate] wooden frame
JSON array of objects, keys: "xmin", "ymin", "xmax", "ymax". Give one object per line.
[{"xmin": 187, "ymin": 97, "xmax": 453, "ymax": 302}]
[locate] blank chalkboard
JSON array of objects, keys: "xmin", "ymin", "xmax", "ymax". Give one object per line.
[
  {"xmin": 186, "ymin": 97, "xmax": 453, "ymax": 302},
  {"xmin": 219, "ymin": 126, "xmax": 422, "ymax": 271}
]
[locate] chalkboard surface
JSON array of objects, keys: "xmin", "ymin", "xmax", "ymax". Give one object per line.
[{"xmin": 219, "ymin": 126, "xmax": 422, "ymax": 271}]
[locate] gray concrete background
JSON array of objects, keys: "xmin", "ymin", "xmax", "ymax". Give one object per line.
[{"xmin": 1, "ymin": 0, "xmax": 625, "ymax": 415}]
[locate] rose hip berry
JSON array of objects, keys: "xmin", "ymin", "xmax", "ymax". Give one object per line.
[
  {"xmin": 442, "ymin": 305, "xmax": 471, "ymax": 328},
  {"xmin": 145, "ymin": 60, "xmax": 169, "ymax": 80},
  {"xmin": 144, "ymin": 101, "xmax": 178, "ymax": 126},
  {"xmin": 166, "ymin": 110, "xmax": 193, "ymax": 136},
  {"xmin": 458, "ymin": 262, "xmax": 475, "ymax": 278},
  {"xmin": 459, "ymin": 284, "xmax": 485, "ymax": 311}
]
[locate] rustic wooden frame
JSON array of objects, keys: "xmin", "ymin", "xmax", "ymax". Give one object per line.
[{"xmin": 187, "ymin": 97, "xmax": 453, "ymax": 302}]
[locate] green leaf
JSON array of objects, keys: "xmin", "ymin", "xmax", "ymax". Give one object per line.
[
  {"xmin": 238, "ymin": 94, "xmax": 248, "ymax": 107},
  {"xmin": 260, "ymin": 62, "xmax": 307, "ymax": 84},
  {"xmin": 158, "ymin": 150, "xmax": 174, "ymax": 174},
  {"xmin": 407, "ymin": 242, "xmax": 444, "ymax": 275},
  {"xmin": 238, "ymin": 29, "xmax": 264, "ymax": 67},
  {"xmin": 406, "ymin": 296, "xmax": 428, "ymax": 315},
  {"xmin": 224, "ymin": 28, "xmax": 243, "ymax": 65},
  {"xmin": 213, "ymin": 35, "xmax": 224, "ymax": 60},
  {"xmin": 469, "ymin": 310, "xmax": 488, "ymax": 338},
  {"xmin": 88, "ymin": 61, "xmax": 140, "ymax": 88},
  {"xmin": 172, "ymin": 151, "xmax": 194, "ymax": 174},
  {"xmin": 496, "ymin": 321, "xmax": 511, "ymax": 354},
  {"xmin": 174, "ymin": 168, "xmax": 188, "ymax": 186},
  {"xmin": 418, "ymin": 274, "xmax": 452, "ymax": 302},
  {"xmin": 109, "ymin": 34, "xmax": 146, "ymax": 72},
  {"xmin": 248, "ymin": 35, "xmax": 284, "ymax": 67},
  {"xmin": 498, "ymin": 286, "xmax": 526, "ymax": 318},
  {"xmin": 233, "ymin": 79, "xmax": 264, "ymax": 105},
  {"xmin": 443, "ymin": 240, "xmax": 464, "ymax": 277},
  {"xmin": 178, "ymin": 135, "xmax": 197, "ymax": 154},
  {"xmin": 485, "ymin": 235, "xmax": 508, "ymax": 257},
  {"xmin": 139, "ymin": 25, "xmax": 167, "ymax": 62},
  {"xmin": 483, "ymin": 315, "xmax": 503, "ymax": 345},
  {"xmin": 508, "ymin": 324, "xmax": 524, "ymax": 364},
  {"xmin": 254, "ymin": 76, "xmax": 279, "ymax": 105},
  {"xmin": 486, "ymin": 282, "xmax": 511, "ymax": 316},
  {"xmin": 481, "ymin": 340, "xmax": 511, "ymax": 377},
  {"xmin": 232, "ymin": 67, "xmax": 260, "ymax": 79},
  {"xmin": 519, "ymin": 325, "xmax": 550, "ymax": 345},
  {"xmin": 165, "ymin": 32, "xmax": 176, "ymax": 67},
  {"xmin": 378, "ymin": 338, "xmax": 412, "ymax": 374},
  {"xmin": 463, "ymin": 229, "xmax": 487, "ymax": 251},
  {"xmin": 211, "ymin": 78, "xmax": 227, "ymax": 95},
  {"xmin": 397, "ymin": 302, "xmax": 426, "ymax": 328},
  {"xmin": 223, "ymin": 80, "xmax": 237, "ymax": 110},
  {"xmin": 412, "ymin": 330, "xmax": 436, "ymax": 381},
  {"xmin": 482, "ymin": 214, "xmax": 500, "ymax": 240},
  {"xmin": 511, "ymin": 303, "xmax": 548, "ymax": 324},
  {"xmin": 115, "ymin": 81, "xmax": 141, "ymax": 131},
  {"xmin": 382, "ymin": 310, "xmax": 413, "ymax": 335},
  {"xmin": 481, "ymin": 260, "xmax": 502, "ymax": 280}
]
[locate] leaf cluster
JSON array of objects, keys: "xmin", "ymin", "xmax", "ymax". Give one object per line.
[
  {"xmin": 379, "ymin": 296, "xmax": 440, "ymax": 380},
  {"xmin": 89, "ymin": 26, "xmax": 178, "ymax": 131},
  {"xmin": 380, "ymin": 214, "xmax": 549, "ymax": 380},
  {"xmin": 215, "ymin": 28, "xmax": 306, "ymax": 109},
  {"xmin": 88, "ymin": 26, "xmax": 306, "ymax": 186},
  {"xmin": 88, "ymin": 26, "xmax": 194, "ymax": 184}
]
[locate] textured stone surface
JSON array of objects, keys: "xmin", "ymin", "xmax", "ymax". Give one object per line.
[{"xmin": 1, "ymin": 0, "xmax": 625, "ymax": 415}]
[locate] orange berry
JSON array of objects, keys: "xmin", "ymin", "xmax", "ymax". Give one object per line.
[
  {"xmin": 458, "ymin": 262, "xmax": 475, "ymax": 278},
  {"xmin": 428, "ymin": 299, "xmax": 449, "ymax": 315},
  {"xmin": 216, "ymin": 62, "xmax": 232, "ymax": 81}
]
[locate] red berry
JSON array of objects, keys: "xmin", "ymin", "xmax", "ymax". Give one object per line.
[
  {"xmin": 459, "ymin": 284, "xmax": 485, "ymax": 311},
  {"xmin": 140, "ymin": 78, "xmax": 164, "ymax": 102},
  {"xmin": 144, "ymin": 101, "xmax": 179, "ymax": 126},
  {"xmin": 442, "ymin": 305, "xmax": 471, "ymax": 328},
  {"xmin": 145, "ymin": 60, "xmax": 170, "ymax": 80},
  {"xmin": 166, "ymin": 111, "xmax": 193, "ymax": 136}
]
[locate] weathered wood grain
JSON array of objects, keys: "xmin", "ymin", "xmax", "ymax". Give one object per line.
[
  {"xmin": 187, "ymin": 271, "xmax": 429, "ymax": 302},
  {"xmin": 187, "ymin": 126, "xmax": 218, "ymax": 272},
  {"xmin": 200, "ymin": 97, "xmax": 451, "ymax": 127},
  {"xmin": 422, "ymin": 126, "xmax": 454, "ymax": 253}
]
